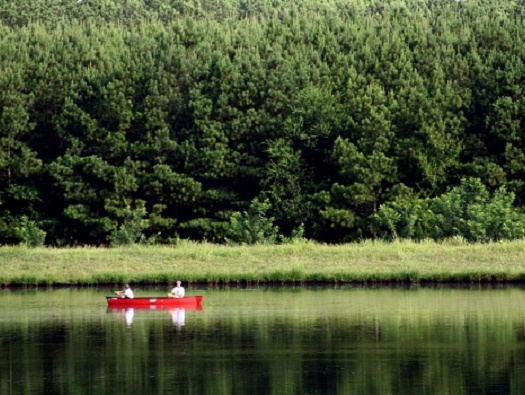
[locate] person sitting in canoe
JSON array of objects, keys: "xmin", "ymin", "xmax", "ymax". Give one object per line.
[
  {"xmin": 168, "ymin": 281, "xmax": 185, "ymax": 298},
  {"xmin": 115, "ymin": 283, "xmax": 134, "ymax": 299}
]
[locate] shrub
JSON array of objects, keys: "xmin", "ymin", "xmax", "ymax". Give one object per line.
[
  {"xmin": 13, "ymin": 216, "xmax": 46, "ymax": 247},
  {"xmin": 228, "ymin": 198, "xmax": 279, "ymax": 244},
  {"xmin": 108, "ymin": 205, "xmax": 149, "ymax": 247},
  {"xmin": 373, "ymin": 178, "xmax": 525, "ymax": 242}
]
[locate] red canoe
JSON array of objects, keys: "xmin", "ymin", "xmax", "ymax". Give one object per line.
[{"xmin": 106, "ymin": 295, "xmax": 203, "ymax": 308}]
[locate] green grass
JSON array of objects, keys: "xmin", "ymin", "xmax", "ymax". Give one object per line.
[{"xmin": 1, "ymin": 239, "xmax": 525, "ymax": 286}]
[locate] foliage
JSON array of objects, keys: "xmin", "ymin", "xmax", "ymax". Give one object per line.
[
  {"xmin": 373, "ymin": 178, "xmax": 525, "ymax": 242},
  {"xmin": 1, "ymin": 0, "xmax": 525, "ymax": 244},
  {"xmin": 13, "ymin": 215, "xmax": 46, "ymax": 247},
  {"xmin": 228, "ymin": 198, "xmax": 279, "ymax": 244},
  {"xmin": 108, "ymin": 204, "xmax": 150, "ymax": 247}
]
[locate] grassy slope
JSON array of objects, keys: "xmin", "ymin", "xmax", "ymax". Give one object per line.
[{"xmin": 1, "ymin": 239, "xmax": 525, "ymax": 286}]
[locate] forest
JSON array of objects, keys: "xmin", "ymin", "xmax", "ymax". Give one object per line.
[{"xmin": 1, "ymin": 0, "xmax": 525, "ymax": 246}]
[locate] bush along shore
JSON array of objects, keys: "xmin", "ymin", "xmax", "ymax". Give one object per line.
[{"xmin": 2, "ymin": 239, "xmax": 525, "ymax": 286}]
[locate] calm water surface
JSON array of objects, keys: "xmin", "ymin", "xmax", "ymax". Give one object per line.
[{"xmin": 1, "ymin": 285, "xmax": 525, "ymax": 394}]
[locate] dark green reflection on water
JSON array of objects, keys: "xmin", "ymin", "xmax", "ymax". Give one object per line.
[{"xmin": 1, "ymin": 286, "xmax": 525, "ymax": 394}]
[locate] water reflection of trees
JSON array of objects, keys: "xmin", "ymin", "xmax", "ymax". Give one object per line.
[
  {"xmin": 3, "ymin": 286, "xmax": 525, "ymax": 394},
  {"xmin": 3, "ymin": 313, "xmax": 525, "ymax": 394}
]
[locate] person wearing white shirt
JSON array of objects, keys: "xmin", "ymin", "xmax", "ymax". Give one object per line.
[
  {"xmin": 124, "ymin": 284, "xmax": 134, "ymax": 299},
  {"xmin": 168, "ymin": 281, "xmax": 185, "ymax": 298},
  {"xmin": 116, "ymin": 283, "xmax": 134, "ymax": 299}
]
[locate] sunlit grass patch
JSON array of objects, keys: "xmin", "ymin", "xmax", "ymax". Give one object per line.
[{"xmin": 2, "ymin": 239, "xmax": 525, "ymax": 285}]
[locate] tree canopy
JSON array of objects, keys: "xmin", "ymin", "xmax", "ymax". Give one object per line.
[{"xmin": 1, "ymin": 0, "xmax": 525, "ymax": 245}]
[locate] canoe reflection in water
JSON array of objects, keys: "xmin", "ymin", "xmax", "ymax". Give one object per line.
[
  {"xmin": 170, "ymin": 308, "xmax": 185, "ymax": 329},
  {"xmin": 106, "ymin": 295, "xmax": 203, "ymax": 308},
  {"xmin": 107, "ymin": 304, "xmax": 202, "ymax": 328},
  {"xmin": 106, "ymin": 308, "xmax": 136, "ymax": 327},
  {"xmin": 125, "ymin": 308, "xmax": 134, "ymax": 326}
]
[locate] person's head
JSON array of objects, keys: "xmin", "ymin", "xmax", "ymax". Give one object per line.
[
  {"xmin": 176, "ymin": 281, "xmax": 181, "ymax": 286},
  {"xmin": 125, "ymin": 283, "xmax": 130, "ymax": 289}
]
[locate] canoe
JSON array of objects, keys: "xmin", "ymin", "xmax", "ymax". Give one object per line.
[{"xmin": 106, "ymin": 295, "xmax": 203, "ymax": 308}]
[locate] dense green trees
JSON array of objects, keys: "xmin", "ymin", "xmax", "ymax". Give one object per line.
[
  {"xmin": 1, "ymin": 0, "xmax": 525, "ymax": 245},
  {"xmin": 373, "ymin": 178, "xmax": 525, "ymax": 241}
]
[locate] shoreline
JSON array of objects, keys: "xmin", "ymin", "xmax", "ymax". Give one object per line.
[
  {"xmin": 2, "ymin": 239, "xmax": 525, "ymax": 286},
  {"xmin": 3, "ymin": 281, "xmax": 525, "ymax": 290}
]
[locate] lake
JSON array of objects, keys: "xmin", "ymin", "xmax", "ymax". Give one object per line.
[{"xmin": 1, "ymin": 285, "xmax": 525, "ymax": 394}]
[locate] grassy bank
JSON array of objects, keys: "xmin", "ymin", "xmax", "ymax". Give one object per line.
[{"xmin": 1, "ymin": 239, "xmax": 525, "ymax": 286}]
